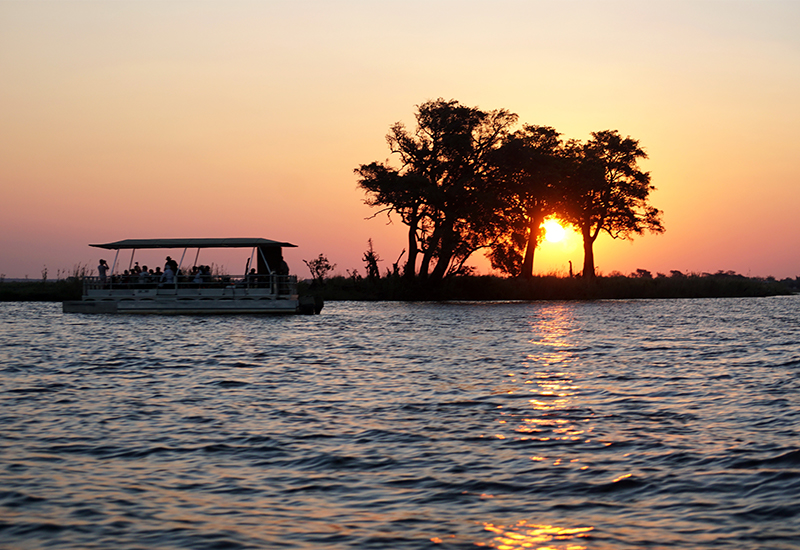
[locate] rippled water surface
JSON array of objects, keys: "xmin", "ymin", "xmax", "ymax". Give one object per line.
[{"xmin": 1, "ymin": 298, "xmax": 799, "ymax": 549}]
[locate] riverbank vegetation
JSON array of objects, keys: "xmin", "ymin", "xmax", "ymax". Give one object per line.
[
  {"xmin": 301, "ymin": 271, "xmax": 796, "ymax": 302},
  {"xmin": 0, "ymin": 271, "xmax": 794, "ymax": 303},
  {"xmin": 0, "ymin": 279, "xmax": 83, "ymax": 302}
]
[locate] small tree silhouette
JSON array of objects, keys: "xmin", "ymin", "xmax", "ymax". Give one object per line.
[
  {"xmin": 303, "ymin": 254, "xmax": 336, "ymax": 285},
  {"xmin": 362, "ymin": 239, "xmax": 381, "ymax": 283}
]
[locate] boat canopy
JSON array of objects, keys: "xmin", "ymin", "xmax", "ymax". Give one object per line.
[{"xmin": 90, "ymin": 238, "xmax": 297, "ymax": 250}]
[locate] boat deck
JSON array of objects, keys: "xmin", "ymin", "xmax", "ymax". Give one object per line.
[{"xmin": 63, "ymin": 275, "xmax": 316, "ymax": 314}]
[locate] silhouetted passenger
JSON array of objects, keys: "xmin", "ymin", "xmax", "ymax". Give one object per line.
[
  {"xmin": 277, "ymin": 259, "xmax": 290, "ymax": 294},
  {"xmin": 98, "ymin": 259, "xmax": 109, "ymax": 284},
  {"xmin": 165, "ymin": 256, "xmax": 178, "ymax": 273},
  {"xmin": 162, "ymin": 265, "xmax": 175, "ymax": 284},
  {"xmin": 139, "ymin": 266, "xmax": 150, "ymax": 283}
]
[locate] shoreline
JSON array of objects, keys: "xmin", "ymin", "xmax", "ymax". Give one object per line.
[
  {"xmin": 1, "ymin": 274, "xmax": 796, "ymax": 303},
  {"xmin": 303, "ymin": 273, "xmax": 797, "ymax": 302}
]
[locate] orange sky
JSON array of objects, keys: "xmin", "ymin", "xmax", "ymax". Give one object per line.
[{"xmin": 1, "ymin": 1, "xmax": 798, "ymax": 280}]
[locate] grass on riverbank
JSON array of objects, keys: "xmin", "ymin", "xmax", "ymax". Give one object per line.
[
  {"xmin": 0, "ymin": 279, "xmax": 83, "ymax": 302},
  {"xmin": 302, "ymin": 272, "xmax": 797, "ymax": 302}
]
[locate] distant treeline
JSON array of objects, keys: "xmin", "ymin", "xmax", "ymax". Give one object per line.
[{"xmin": 302, "ymin": 272, "xmax": 797, "ymax": 302}]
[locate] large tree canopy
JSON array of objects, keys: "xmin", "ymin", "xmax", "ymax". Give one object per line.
[
  {"xmin": 561, "ymin": 130, "xmax": 664, "ymax": 277},
  {"xmin": 356, "ymin": 98, "xmax": 517, "ymax": 282},
  {"xmin": 357, "ymin": 101, "xmax": 664, "ymax": 282},
  {"xmin": 487, "ymin": 125, "xmax": 565, "ymax": 278}
]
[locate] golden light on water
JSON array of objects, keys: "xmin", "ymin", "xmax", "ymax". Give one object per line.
[
  {"xmin": 477, "ymin": 307, "xmax": 595, "ymax": 549},
  {"xmin": 482, "ymin": 521, "xmax": 594, "ymax": 550}
]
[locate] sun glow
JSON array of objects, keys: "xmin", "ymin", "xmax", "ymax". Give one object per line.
[{"xmin": 543, "ymin": 219, "xmax": 567, "ymax": 243}]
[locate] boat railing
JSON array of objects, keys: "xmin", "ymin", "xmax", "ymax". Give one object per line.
[{"xmin": 82, "ymin": 274, "xmax": 298, "ymax": 296}]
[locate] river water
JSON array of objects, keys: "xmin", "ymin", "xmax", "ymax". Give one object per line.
[{"xmin": 1, "ymin": 298, "xmax": 798, "ymax": 549}]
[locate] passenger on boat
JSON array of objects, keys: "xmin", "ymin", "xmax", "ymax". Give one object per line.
[
  {"xmin": 278, "ymin": 258, "xmax": 290, "ymax": 293},
  {"xmin": 162, "ymin": 265, "xmax": 175, "ymax": 284},
  {"xmin": 139, "ymin": 266, "xmax": 150, "ymax": 283},
  {"xmin": 165, "ymin": 256, "xmax": 178, "ymax": 274},
  {"xmin": 98, "ymin": 259, "xmax": 109, "ymax": 283},
  {"xmin": 192, "ymin": 266, "xmax": 203, "ymax": 284},
  {"xmin": 153, "ymin": 267, "xmax": 163, "ymax": 280}
]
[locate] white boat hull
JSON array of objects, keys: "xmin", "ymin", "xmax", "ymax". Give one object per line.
[
  {"xmin": 63, "ymin": 298, "xmax": 307, "ymax": 314},
  {"xmin": 63, "ymin": 276, "xmax": 321, "ymax": 315}
]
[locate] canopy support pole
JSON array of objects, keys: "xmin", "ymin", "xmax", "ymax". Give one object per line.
[
  {"xmin": 258, "ymin": 247, "xmax": 272, "ymax": 274},
  {"xmin": 110, "ymin": 250, "xmax": 120, "ymax": 289},
  {"xmin": 177, "ymin": 248, "xmax": 188, "ymax": 288}
]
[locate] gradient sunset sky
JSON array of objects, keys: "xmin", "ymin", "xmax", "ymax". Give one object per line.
[{"xmin": 2, "ymin": 1, "xmax": 798, "ymax": 279}]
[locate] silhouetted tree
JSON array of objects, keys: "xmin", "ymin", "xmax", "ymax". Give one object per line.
[
  {"xmin": 303, "ymin": 254, "xmax": 336, "ymax": 285},
  {"xmin": 362, "ymin": 239, "xmax": 381, "ymax": 283},
  {"xmin": 355, "ymin": 164, "xmax": 427, "ymax": 280},
  {"xmin": 488, "ymin": 125, "xmax": 565, "ymax": 278},
  {"xmin": 561, "ymin": 130, "xmax": 664, "ymax": 278},
  {"xmin": 356, "ymin": 99, "xmax": 517, "ymax": 283}
]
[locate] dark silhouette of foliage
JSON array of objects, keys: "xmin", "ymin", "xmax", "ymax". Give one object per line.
[
  {"xmin": 303, "ymin": 254, "xmax": 336, "ymax": 286},
  {"xmin": 297, "ymin": 273, "xmax": 792, "ymax": 302},
  {"xmin": 561, "ymin": 130, "xmax": 664, "ymax": 278},
  {"xmin": 487, "ymin": 125, "xmax": 565, "ymax": 278},
  {"xmin": 358, "ymin": 100, "xmax": 665, "ymax": 281},
  {"xmin": 356, "ymin": 98, "xmax": 517, "ymax": 283},
  {"xmin": 362, "ymin": 239, "xmax": 381, "ymax": 283}
]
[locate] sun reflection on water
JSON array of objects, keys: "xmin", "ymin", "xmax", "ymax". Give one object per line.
[
  {"xmin": 476, "ymin": 308, "xmax": 595, "ymax": 549},
  {"xmin": 481, "ymin": 520, "xmax": 594, "ymax": 550},
  {"xmin": 494, "ymin": 305, "xmax": 592, "ymax": 447}
]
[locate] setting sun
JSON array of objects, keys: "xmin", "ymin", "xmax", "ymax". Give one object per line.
[{"xmin": 543, "ymin": 219, "xmax": 567, "ymax": 243}]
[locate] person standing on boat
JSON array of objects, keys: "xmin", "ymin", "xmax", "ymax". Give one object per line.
[
  {"xmin": 165, "ymin": 256, "xmax": 178, "ymax": 273},
  {"xmin": 98, "ymin": 259, "xmax": 109, "ymax": 284}
]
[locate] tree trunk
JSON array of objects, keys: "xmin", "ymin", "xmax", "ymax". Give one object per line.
[
  {"xmin": 429, "ymin": 240, "xmax": 453, "ymax": 283},
  {"xmin": 581, "ymin": 224, "xmax": 596, "ymax": 278},
  {"xmin": 520, "ymin": 210, "xmax": 544, "ymax": 279},
  {"xmin": 419, "ymin": 222, "xmax": 445, "ymax": 280},
  {"xmin": 428, "ymin": 224, "xmax": 456, "ymax": 283},
  {"xmin": 404, "ymin": 216, "xmax": 419, "ymax": 280}
]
